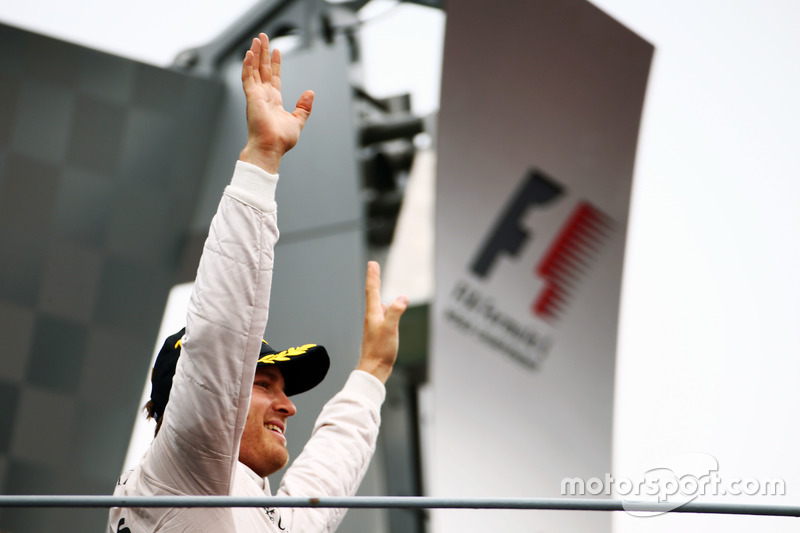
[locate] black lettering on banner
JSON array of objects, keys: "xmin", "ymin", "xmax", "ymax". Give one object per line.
[
  {"xmin": 471, "ymin": 169, "xmax": 563, "ymax": 278},
  {"xmin": 117, "ymin": 518, "xmax": 132, "ymax": 533}
]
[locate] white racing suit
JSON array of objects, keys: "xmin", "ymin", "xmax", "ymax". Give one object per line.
[{"xmin": 109, "ymin": 162, "xmax": 384, "ymax": 532}]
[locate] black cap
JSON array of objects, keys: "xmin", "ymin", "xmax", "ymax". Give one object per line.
[{"xmin": 150, "ymin": 328, "xmax": 330, "ymax": 421}]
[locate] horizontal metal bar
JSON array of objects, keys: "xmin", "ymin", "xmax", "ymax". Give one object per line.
[{"xmin": 0, "ymin": 496, "xmax": 799, "ymax": 517}]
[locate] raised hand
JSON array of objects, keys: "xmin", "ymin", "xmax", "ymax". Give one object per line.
[
  {"xmin": 357, "ymin": 261, "xmax": 408, "ymax": 384},
  {"xmin": 239, "ymin": 33, "xmax": 315, "ymax": 174}
]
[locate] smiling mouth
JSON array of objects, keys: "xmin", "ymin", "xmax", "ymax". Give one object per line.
[{"xmin": 265, "ymin": 423, "xmax": 284, "ymax": 435}]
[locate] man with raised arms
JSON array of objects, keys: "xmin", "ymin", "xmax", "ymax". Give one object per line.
[{"xmin": 109, "ymin": 33, "xmax": 408, "ymax": 532}]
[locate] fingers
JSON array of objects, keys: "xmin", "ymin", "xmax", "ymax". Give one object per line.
[
  {"xmin": 292, "ymin": 90, "xmax": 315, "ymax": 130},
  {"xmin": 357, "ymin": 263, "xmax": 407, "ymax": 384},
  {"xmin": 258, "ymin": 33, "xmax": 271, "ymax": 84},
  {"xmin": 364, "ymin": 261, "xmax": 408, "ymax": 321},
  {"xmin": 364, "ymin": 261, "xmax": 382, "ymax": 318},
  {"xmin": 241, "ymin": 34, "xmax": 272, "ymax": 86},
  {"xmin": 271, "ymin": 48, "xmax": 281, "ymax": 90},
  {"xmin": 241, "ymin": 38, "xmax": 258, "ymax": 89},
  {"xmin": 385, "ymin": 295, "xmax": 409, "ymax": 325}
]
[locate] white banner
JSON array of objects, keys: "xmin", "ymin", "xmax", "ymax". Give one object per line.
[{"xmin": 430, "ymin": 1, "xmax": 652, "ymax": 531}]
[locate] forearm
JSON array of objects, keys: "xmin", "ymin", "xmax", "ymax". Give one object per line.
[{"xmin": 277, "ymin": 371, "xmax": 385, "ymax": 532}]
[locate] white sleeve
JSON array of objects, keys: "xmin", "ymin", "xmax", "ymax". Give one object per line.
[
  {"xmin": 140, "ymin": 161, "xmax": 280, "ymax": 496},
  {"xmin": 276, "ymin": 370, "xmax": 386, "ymax": 532}
]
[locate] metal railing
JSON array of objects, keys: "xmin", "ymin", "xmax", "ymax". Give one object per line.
[{"xmin": 1, "ymin": 496, "xmax": 799, "ymax": 517}]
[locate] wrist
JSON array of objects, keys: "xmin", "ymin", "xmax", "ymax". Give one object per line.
[
  {"xmin": 239, "ymin": 144, "xmax": 283, "ymax": 175},
  {"xmin": 355, "ymin": 359, "xmax": 393, "ymax": 384}
]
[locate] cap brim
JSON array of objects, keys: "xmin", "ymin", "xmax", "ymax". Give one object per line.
[{"xmin": 257, "ymin": 344, "xmax": 330, "ymax": 396}]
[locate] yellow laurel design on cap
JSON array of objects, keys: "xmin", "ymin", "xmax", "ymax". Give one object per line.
[{"xmin": 258, "ymin": 344, "xmax": 316, "ymax": 364}]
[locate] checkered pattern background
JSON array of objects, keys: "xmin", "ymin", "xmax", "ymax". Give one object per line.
[{"xmin": 0, "ymin": 24, "xmax": 222, "ymax": 532}]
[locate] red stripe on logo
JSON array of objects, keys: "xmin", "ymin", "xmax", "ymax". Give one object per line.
[{"xmin": 533, "ymin": 202, "xmax": 614, "ymax": 322}]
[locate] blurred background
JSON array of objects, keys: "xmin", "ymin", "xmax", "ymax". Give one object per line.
[{"xmin": 0, "ymin": 1, "xmax": 799, "ymax": 532}]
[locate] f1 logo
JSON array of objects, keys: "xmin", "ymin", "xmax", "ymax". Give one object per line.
[
  {"xmin": 470, "ymin": 169, "xmax": 613, "ymax": 323},
  {"xmin": 471, "ymin": 169, "xmax": 563, "ymax": 278}
]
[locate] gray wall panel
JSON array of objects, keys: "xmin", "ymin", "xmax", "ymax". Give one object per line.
[{"xmin": 0, "ymin": 23, "xmax": 223, "ymax": 532}]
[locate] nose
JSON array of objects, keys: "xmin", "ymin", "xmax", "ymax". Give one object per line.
[{"xmin": 275, "ymin": 391, "xmax": 297, "ymax": 417}]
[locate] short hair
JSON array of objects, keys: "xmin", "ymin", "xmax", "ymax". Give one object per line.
[{"xmin": 144, "ymin": 399, "xmax": 164, "ymax": 437}]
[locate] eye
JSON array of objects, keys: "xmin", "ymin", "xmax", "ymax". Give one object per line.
[{"xmin": 254, "ymin": 380, "xmax": 272, "ymax": 390}]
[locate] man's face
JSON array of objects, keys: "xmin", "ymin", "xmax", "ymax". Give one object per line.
[{"xmin": 238, "ymin": 365, "xmax": 297, "ymax": 477}]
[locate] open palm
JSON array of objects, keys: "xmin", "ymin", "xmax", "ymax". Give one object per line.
[{"xmin": 240, "ymin": 33, "xmax": 314, "ymax": 174}]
